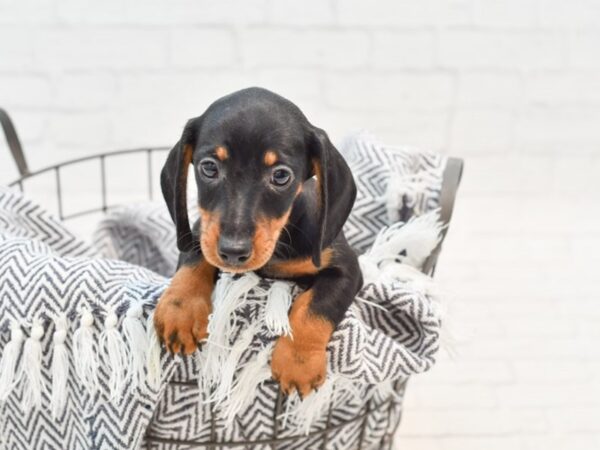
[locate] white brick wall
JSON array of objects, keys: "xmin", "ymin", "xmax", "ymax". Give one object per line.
[{"xmin": 1, "ymin": 1, "xmax": 599, "ymax": 449}]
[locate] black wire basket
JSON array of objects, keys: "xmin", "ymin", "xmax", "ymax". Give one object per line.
[{"xmin": 2, "ymin": 108, "xmax": 462, "ymax": 450}]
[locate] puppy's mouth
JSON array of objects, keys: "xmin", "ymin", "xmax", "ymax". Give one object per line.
[
  {"xmin": 202, "ymin": 244, "xmax": 272, "ymax": 274},
  {"xmin": 199, "ymin": 209, "xmax": 291, "ymax": 273},
  {"xmin": 207, "ymin": 255, "xmax": 268, "ymax": 274}
]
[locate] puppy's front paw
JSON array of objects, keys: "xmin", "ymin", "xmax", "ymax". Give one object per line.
[
  {"xmin": 271, "ymin": 336, "xmax": 327, "ymax": 398},
  {"xmin": 154, "ymin": 291, "xmax": 210, "ymax": 354}
]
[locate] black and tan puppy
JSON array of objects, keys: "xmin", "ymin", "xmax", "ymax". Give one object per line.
[{"xmin": 154, "ymin": 87, "xmax": 363, "ymax": 397}]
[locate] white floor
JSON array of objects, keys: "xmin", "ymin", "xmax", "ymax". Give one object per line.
[{"xmin": 394, "ymin": 157, "xmax": 600, "ymax": 449}]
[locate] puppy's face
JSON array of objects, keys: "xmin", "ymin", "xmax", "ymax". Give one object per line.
[{"xmin": 191, "ymin": 93, "xmax": 310, "ymax": 273}]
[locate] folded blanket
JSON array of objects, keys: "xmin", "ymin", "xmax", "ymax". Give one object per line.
[{"xmin": 0, "ymin": 133, "xmax": 447, "ymax": 450}]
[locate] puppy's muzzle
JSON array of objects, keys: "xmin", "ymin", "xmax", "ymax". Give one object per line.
[{"xmin": 218, "ymin": 236, "xmax": 252, "ymax": 266}]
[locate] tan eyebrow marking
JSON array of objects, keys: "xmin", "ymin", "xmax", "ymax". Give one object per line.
[
  {"xmin": 215, "ymin": 146, "xmax": 228, "ymax": 161},
  {"xmin": 264, "ymin": 150, "xmax": 278, "ymax": 166}
]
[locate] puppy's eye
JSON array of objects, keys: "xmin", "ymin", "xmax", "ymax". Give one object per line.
[
  {"xmin": 270, "ymin": 167, "xmax": 292, "ymax": 187},
  {"xmin": 200, "ymin": 160, "xmax": 218, "ymax": 179}
]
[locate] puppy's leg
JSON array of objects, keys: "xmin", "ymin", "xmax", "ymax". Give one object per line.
[
  {"xmin": 154, "ymin": 253, "xmax": 216, "ymax": 354},
  {"xmin": 271, "ymin": 245, "xmax": 361, "ymax": 398}
]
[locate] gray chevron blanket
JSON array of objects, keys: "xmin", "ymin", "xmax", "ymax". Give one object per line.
[{"xmin": 0, "ymin": 132, "xmax": 447, "ymax": 450}]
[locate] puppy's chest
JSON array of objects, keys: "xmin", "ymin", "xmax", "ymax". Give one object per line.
[{"xmin": 257, "ymin": 256, "xmax": 319, "ymax": 281}]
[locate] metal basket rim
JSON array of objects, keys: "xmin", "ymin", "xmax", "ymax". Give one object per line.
[{"xmin": 8, "ymin": 146, "xmax": 169, "ymax": 188}]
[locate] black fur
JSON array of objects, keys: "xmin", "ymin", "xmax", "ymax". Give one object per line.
[{"xmin": 161, "ymin": 87, "xmax": 363, "ymax": 328}]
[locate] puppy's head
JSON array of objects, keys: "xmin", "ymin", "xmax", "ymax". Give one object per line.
[{"xmin": 161, "ymin": 87, "xmax": 356, "ymax": 273}]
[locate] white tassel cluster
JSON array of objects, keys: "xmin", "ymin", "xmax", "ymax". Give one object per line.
[
  {"xmin": 99, "ymin": 309, "xmax": 128, "ymax": 400},
  {"xmin": 72, "ymin": 308, "xmax": 98, "ymax": 394},
  {"xmin": 219, "ymin": 344, "xmax": 273, "ymax": 426},
  {"xmin": 201, "ymin": 273, "xmax": 260, "ymax": 391},
  {"xmin": 385, "ymin": 171, "xmax": 440, "ymax": 223},
  {"xmin": 210, "ymin": 320, "xmax": 262, "ymax": 404},
  {"xmin": 279, "ymin": 376, "xmax": 363, "ymax": 435},
  {"xmin": 358, "ymin": 209, "xmax": 453, "ymax": 353},
  {"xmin": 145, "ymin": 312, "xmax": 162, "ymax": 390},
  {"xmin": 188, "ymin": 274, "xmax": 374, "ymax": 435},
  {"xmin": 22, "ymin": 320, "xmax": 46, "ymax": 409},
  {"xmin": 51, "ymin": 315, "xmax": 69, "ymax": 418},
  {"xmin": 194, "ymin": 272, "xmax": 296, "ymax": 426},
  {"xmin": 359, "ymin": 209, "xmax": 443, "ymax": 284},
  {"xmin": 122, "ymin": 302, "xmax": 149, "ymax": 389},
  {"xmin": 0, "ymin": 322, "xmax": 25, "ymax": 401},
  {"xmin": 0, "ymin": 301, "xmax": 165, "ymax": 413},
  {"xmin": 264, "ymin": 281, "xmax": 293, "ymax": 337}
]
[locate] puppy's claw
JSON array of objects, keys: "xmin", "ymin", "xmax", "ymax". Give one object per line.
[
  {"xmin": 271, "ymin": 336, "xmax": 328, "ymax": 399},
  {"xmin": 168, "ymin": 331, "xmax": 179, "ymax": 354},
  {"xmin": 154, "ymin": 289, "xmax": 211, "ymax": 356}
]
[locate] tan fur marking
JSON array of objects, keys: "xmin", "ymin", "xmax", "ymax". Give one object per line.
[
  {"xmin": 271, "ymin": 290, "xmax": 333, "ymax": 397},
  {"xmin": 215, "ymin": 146, "xmax": 229, "ymax": 161},
  {"xmin": 200, "ymin": 207, "xmax": 292, "ymax": 273},
  {"xmin": 154, "ymin": 260, "xmax": 216, "ymax": 354},
  {"xmin": 312, "ymin": 158, "xmax": 323, "ymax": 208},
  {"xmin": 288, "ymin": 290, "xmax": 334, "ymax": 347},
  {"xmin": 183, "ymin": 144, "xmax": 193, "ymax": 164},
  {"xmin": 199, "ymin": 208, "xmax": 223, "ymax": 268},
  {"xmin": 167, "ymin": 262, "xmax": 215, "ymax": 306},
  {"xmin": 263, "ymin": 248, "xmax": 333, "ymax": 277},
  {"xmin": 246, "ymin": 210, "xmax": 292, "ymax": 271},
  {"xmin": 264, "ymin": 150, "xmax": 278, "ymax": 166},
  {"xmin": 179, "ymin": 144, "xmax": 193, "ymax": 201}
]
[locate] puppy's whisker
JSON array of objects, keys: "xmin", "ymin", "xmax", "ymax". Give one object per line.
[
  {"xmin": 275, "ymin": 236, "xmax": 295, "ymax": 256},
  {"xmin": 284, "ymin": 221, "xmax": 314, "ymax": 245},
  {"xmin": 281, "ymin": 225, "xmax": 293, "ymax": 246}
]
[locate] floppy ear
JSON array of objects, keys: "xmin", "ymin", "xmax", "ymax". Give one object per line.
[
  {"xmin": 308, "ymin": 127, "xmax": 357, "ymax": 267},
  {"xmin": 160, "ymin": 117, "xmax": 202, "ymax": 253}
]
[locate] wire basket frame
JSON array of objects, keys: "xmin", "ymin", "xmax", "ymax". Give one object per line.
[{"xmin": 8, "ymin": 147, "xmax": 168, "ymax": 220}]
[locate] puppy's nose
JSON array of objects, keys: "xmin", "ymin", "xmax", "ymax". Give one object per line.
[{"xmin": 218, "ymin": 236, "xmax": 252, "ymax": 265}]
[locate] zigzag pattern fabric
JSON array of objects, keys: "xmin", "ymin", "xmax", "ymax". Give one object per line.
[
  {"xmin": 0, "ymin": 188, "xmax": 171, "ymax": 449},
  {"xmin": 0, "ymin": 134, "xmax": 446, "ymax": 449},
  {"xmin": 146, "ymin": 276, "xmax": 435, "ymax": 449},
  {"xmin": 340, "ymin": 132, "xmax": 446, "ymax": 254}
]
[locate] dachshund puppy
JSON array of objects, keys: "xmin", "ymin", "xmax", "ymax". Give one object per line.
[{"xmin": 154, "ymin": 87, "xmax": 363, "ymax": 397}]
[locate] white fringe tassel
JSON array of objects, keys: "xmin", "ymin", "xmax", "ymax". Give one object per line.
[
  {"xmin": 281, "ymin": 376, "xmax": 363, "ymax": 435},
  {"xmin": 264, "ymin": 281, "xmax": 293, "ymax": 338},
  {"xmin": 72, "ymin": 309, "xmax": 98, "ymax": 394},
  {"xmin": 359, "ymin": 209, "xmax": 443, "ymax": 284},
  {"xmin": 201, "ymin": 273, "xmax": 260, "ymax": 391},
  {"xmin": 195, "ymin": 348, "xmax": 209, "ymax": 394},
  {"xmin": 385, "ymin": 171, "xmax": 440, "ymax": 223},
  {"xmin": 51, "ymin": 315, "xmax": 69, "ymax": 418},
  {"xmin": 145, "ymin": 312, "xmax": 161, "ymax": 390},
  {"xmin": 210, "ymin": 320, "xmax": 262, "ymax": 404},
  {"xmin": 220, "ymin": 344, "xmax": 273, "ymax": 426},
  {"xmin": 22, "ymin": 320, "xmax": 46, "ymax": 409},
  {"xmin": 99, "ymin": 309, "xmax": 128, "ymax": 400},
  {"xmin": 0, "ymin": 322, "xmax": 25, "ymax": 401},
  {"xmin": 122, "ymin": 302, "xmax": 148, "ymax": 389}
]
